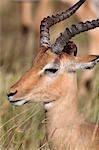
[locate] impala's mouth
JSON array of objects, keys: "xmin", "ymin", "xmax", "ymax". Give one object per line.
[
  {"xmin": 7, "ymin": 96, "xmax": 28, "ymax": 106},
  {"xmin": 10, "ymin": 99, "xmax": 28, "ymax": 106},
  {"xmin": 7, "ymin": 94, "xmax": 28, "ymax": 106}
]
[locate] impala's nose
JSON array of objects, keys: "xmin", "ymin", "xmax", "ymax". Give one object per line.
[{"xmin": 7, "ymin": 90, "xmax": 17, "ymax": 101}]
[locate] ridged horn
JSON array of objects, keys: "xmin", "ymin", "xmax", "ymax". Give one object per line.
[
  {"xmin": 40, "ymin": 0, "xmax": 85, "ymax": 48},
  {"xmin": 52, "ymin": 19, "xmax": 99, "ymax": 53}
]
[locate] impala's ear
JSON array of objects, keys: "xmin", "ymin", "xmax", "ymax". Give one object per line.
[{"xmin": 74, "ymin": 55, "xmax": 99, "ymax": 70}]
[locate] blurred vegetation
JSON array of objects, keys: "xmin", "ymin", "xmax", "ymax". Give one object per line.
[{"xmin": 0, "ymin": 0, "xmax": 99, "ymax": 150}]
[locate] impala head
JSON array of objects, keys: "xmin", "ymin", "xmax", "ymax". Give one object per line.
[{"xmin": 7, "ymin": 0, "xmax": 99, "ymax": 106}]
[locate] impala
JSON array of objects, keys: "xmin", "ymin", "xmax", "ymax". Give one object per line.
[{"xmin": 7, "ymin": 0, "xmax": 99, "ymax": 149}]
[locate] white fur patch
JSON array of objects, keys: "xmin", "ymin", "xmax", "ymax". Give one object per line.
[
  {"xmin": 91, "ymin": 0, "xmax": 99, "ymax": 17},
  {"xmin": 39, "ymin": 63, "xmax": 54, "ymax": 74},
  {"xmin": 44, "ymin": 102, "xmax": 53, "ymax": 110}
]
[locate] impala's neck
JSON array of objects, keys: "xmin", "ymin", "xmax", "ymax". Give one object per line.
[{"xmin": 45, "ymin": 73, "xmax": 83, "ymax": 149}]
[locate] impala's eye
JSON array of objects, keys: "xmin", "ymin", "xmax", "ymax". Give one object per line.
[{"xmin": 44, "ymin": 68, "xmax": 58, "ymax": 74}]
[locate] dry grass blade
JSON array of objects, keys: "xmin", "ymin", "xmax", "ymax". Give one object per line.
[
  {"xmin": 0, "ymin": 105, "xmax": 35, "ymax": 130},
  {"xmin": 0, "ymin": 125, "xmax": 17, "ymax": 142},
  {"xmin": 37, "ymin": 142, "xmax": 49, "ymax": 150},
  {"xmin": 1, "ymin": 109, "xmax": 41, "ymax": 149}
]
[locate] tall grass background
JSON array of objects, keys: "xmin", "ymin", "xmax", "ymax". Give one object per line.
[{"xmin": 0, "ymin": 0, "xmax": 99, "ymax": 149}]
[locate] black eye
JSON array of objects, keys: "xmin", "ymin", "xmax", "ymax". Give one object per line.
[{"xmin": 44, "ymin": 68, "xmax": 58, "ymax": 74}]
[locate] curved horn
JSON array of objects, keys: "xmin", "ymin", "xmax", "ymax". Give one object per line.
[
  {"xmin": 52, "ymin": 19, "xmax": 99, "ymax": 53},
  {"xmin": 40, "ymin": 0, "xmax": 85, "ymax": 48}
]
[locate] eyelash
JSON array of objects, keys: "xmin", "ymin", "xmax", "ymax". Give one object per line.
[{"xmin": 44, "ymin": 68, "xmax": 58, "ymax": 74}]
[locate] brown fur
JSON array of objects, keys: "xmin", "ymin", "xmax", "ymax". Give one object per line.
[{"xmin": 8, "ymin": 48, "xmax": 99, "ymax": 150}]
